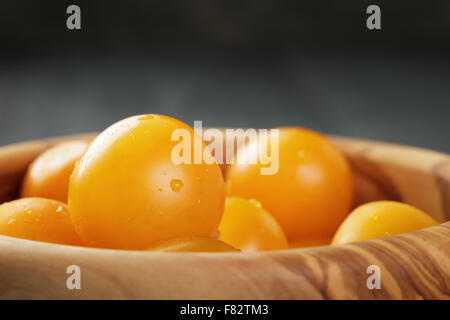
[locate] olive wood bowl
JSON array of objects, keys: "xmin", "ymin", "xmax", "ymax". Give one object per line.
[{"xmin": 0, "ymin": 133, "xmax": 449, "ymax": 299}]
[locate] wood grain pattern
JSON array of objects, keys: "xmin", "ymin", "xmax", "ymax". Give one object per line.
[
  {"xmin": 0, "ymin": 222, "xmax": 448, "ymax": 299},
  {"xmin": 0, "ymin": 133, "xmax": 449, "ymax": 299},
  {"xmin": 332, "ymin": 136, "xmax": 450, "ymax": 222}
]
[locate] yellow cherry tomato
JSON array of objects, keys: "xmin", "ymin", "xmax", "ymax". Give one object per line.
[
  {"xmin": 218, "ymin": 197, "xmax": 288, "ymax": 252},
  {"xmin": 68, "ymin": 114, "xmax": 225, "ymax": 249},
  {"xmin": 146, "ymin": 236, "xmax": 239, "ymax": 253},
  {"xmin": 21, "ymin": 140, "xmax": 89, "ymax": 203},
  {"xmin": 226, "ymin": 127, "xmax": 354, "ymax": 242},
  {"xmin": 0, "ymin": 197, "xmax": 83, "ymax": 246},
  {"xmin": 332, "ymin": 201, "xmax": 439, "ymax": 245}
]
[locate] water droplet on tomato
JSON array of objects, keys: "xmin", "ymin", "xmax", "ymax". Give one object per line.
[
  {"xmin": 170, "ymin": 179, "xmax": 184, "ymax": 192},
  {"xmin": 138, "ymin": 115, "xmax": 154, "ymax": 121},
  {"xmin": 249, "ymin": 199, "xmax": 262, "ymax": 208}
]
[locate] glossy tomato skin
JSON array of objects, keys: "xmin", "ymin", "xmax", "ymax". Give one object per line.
[
  {"xmin": 21, "ymin": 140, "xmax": 89, "ymax": 203},
  {"xmin": 68, "ymin": 114, "xmax": 225, "ymax": 249},
  {"xmin": 146, "ymin": 236, "xmax": 239, "ymax": 253},
  {"xmin": 0, "ymin": 197, "xmax": 83, "ymax": 246},
  {"xmin": 332, "ymin": 201, "xmax": 438, "ymax": 245},
  {"xmin": 226, "ymin": 127, "xmax": 354, "ymax": 242},
  {"xmin": 218, "ymin": 197, "xmax": 288, "ymax": 252}
]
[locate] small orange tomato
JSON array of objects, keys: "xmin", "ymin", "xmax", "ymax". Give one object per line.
[
  {"xmin": 226, "ymin": 127, "xmax": 354, "ymax": 242},
  {"xmin": 69, "ymin": 114, "xmax": 225, "ymax": 249},
  {"xmin": 21, "ymin": 140, "xmax": 89, "ymax": 203},
  {"xmin": 332, "ymin": 201, "xmax": 439, "ymax": 245},
  {"xmin": 218, "ymin": 197, "xmax": 288, "ymax": 252},
  {"xmin": 0, "ymin": 197, "xmax": 83, "ymax": 246},
  {"xmin": 146, "ymin": 236, "xmax": 239, "ymax": 253}
]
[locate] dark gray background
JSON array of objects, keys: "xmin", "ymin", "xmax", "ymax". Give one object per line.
[{"xmin": 1, "ymin": 1, "xmax": 449, "ymax": 153}]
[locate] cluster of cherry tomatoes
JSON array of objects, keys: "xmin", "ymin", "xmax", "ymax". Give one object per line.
[{"xmin": 0, "ymin": 115, "xmax": 438, "ymax": 252}]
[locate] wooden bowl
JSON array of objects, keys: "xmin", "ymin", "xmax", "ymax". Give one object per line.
[{"xmin": 0, "ymin": 134, "xmax": 449, "ymax": 299}]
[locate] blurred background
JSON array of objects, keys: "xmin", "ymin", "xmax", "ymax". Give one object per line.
[{"xmin": 0, "ymin": 0, "xmax": 449, "ymax": 152}]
